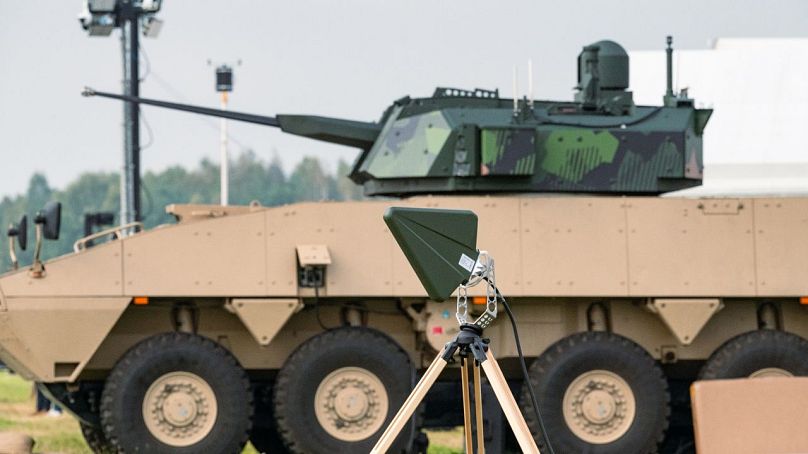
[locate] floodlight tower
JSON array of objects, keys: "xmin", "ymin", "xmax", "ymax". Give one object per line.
[
  {"xmin": 214, "ymin": 64, "xmax": 233, "ymax": 205},
  {"xmin": 78, "ymin": 0, "xmax": 163, "ymax": 225}
]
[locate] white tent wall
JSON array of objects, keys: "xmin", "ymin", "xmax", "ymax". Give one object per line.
[{"xmin": 630, "ymin": 38, "xmax": 808, "ymax": 196}]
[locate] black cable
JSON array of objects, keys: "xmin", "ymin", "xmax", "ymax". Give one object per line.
[
  {"xmin": 146, "ymin": 70, "xmax": 253, "ymax": 152},
  {"xmin": 140, "ymin": 111, "xmax": 154, "ymax": 150},
  {"xmin": 492, "ymin": 284, "xmax": 556, "ymax": 454},
  {"xmin": 139, "ymin": 43, "xmax": 151, "ymax": 83},
  {"xmin": 313, "ymin": 285, "xmax": 330, "ymax": 331},
  {"xmin": 138, "ymin": 111, "xmax": 155, "ymax": 221},
  {"xmin": 334, "ymin": 302, "xmax": 401, "ymax": 316},
  {"xmin": 135, "ymin": 44, "xmax": 256, "ymax": 152}
]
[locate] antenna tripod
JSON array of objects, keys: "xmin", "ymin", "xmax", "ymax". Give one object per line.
[{"xmin": 371, "ymin": 253, "xmax": 541, "ymax": 454}]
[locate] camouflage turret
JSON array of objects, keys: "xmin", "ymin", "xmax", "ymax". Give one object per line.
[{"xmin": 85, "ymin": 37, "xmax": 711, "ymax": 196}]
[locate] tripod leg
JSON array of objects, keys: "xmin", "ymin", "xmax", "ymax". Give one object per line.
[
  {"xmin": 461, "ymin": 357, "xmax": 473, "ymax": 452},
  {"xmin": 371, "ymin": 350, "xmax": 449, "ymax": 454},
  {"xmin": 480, "ymin": 350, "xmax": 541, "ymax": 454},
  {"xmin": 473, "ymin": 362, "xmax": 485, "ymax": 454}
]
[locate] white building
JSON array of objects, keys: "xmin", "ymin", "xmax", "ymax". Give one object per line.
[{"xmin": 629, "ymin": 38, "xmax": 808, "ymax": 196}]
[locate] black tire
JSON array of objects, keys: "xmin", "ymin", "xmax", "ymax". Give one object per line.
[
  {"xmin": 699, "ymin": 330, "xmax": 808, "ymax": 379},
  {"xmin": 80, "ymin": 423, "xmax": 117, "ymax": 454},
  {"xmin": 251, "ymin": 382, "xmax": 287, "ymax": 453},
  {"xmin": 273, "ymin": 327, "xmax": 415, "ymax": 453},
  {"xmin": 521, "ymin": 331, "xmax": 669, "ymax": 454},
  {"xmin": 100, "ymin": 332, "xmax": 253, "ymax": 454}
]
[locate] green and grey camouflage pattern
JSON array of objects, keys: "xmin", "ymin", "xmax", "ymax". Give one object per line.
[
  {"xmin": 87, "ymin": 38, "xmax": 711, "ymax": 196},
  {"xmin": 355, "ymin": 39, "xmax": 710, "ymax": 195},
  {"xmin": 353, "ymin": 43, "xmax": 711, "ymax": 196}
]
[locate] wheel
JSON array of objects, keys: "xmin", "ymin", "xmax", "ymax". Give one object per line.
[
  {"xmin": 273, "ymin": 327, "xmax": 415, "ymax": 453},
  {"xmin": 80, "ymin": 423, "xmax": 117, "ymax": 453},
  {"xmin": 521, "ymin": 331, "xmax": 669, "ymax": 454},
  {"xmin": 100, "ymin": 332, "xmax": 252, "ymax": 453},
  {"xmin": 251, "ymin": 381, "xmax": 287, "ymax": 453},
  {"xmin": 699, "ymin": 330, "xmax": 808, "ymax": 379}
]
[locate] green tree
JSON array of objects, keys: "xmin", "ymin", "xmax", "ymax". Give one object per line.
[
  {"xmin": 288, "ymin": 157, "xmax": 337, "ymax": 202},
  {"xmin": 0, "ymin": 152, "xmax": 364, "ymax": 272},
  {"xmin": 336, "ymin": 159, "xmax": 363, "ymax": 201},
  {"xmin": 265, "ymin": 155, "xmax": 294, "ymax": 206}
]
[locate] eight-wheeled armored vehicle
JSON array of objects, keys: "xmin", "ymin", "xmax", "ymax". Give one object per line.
[{"xmin": 4, "ymin": 38, "xmax": 808, "ymax": 454}]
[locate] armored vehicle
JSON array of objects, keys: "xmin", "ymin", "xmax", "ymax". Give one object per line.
[{"xmin": 4, "ymin": 38, "xmax": 808, "ymax": 454}]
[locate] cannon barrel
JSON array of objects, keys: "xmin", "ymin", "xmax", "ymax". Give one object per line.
[{"xmin": 82, "ymin": 87, "xmax": 382, "ymax": 149}]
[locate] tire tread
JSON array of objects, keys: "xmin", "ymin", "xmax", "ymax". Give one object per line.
[
  {"xmin": 520, "ymin": 331, "xmax": 669, "ymax": 453},
  {"xmin": 100, "ymin": 332, "xmax": 252, "ymax": 454},
  {"xmin": 699, "ymin": 329, "xmax": 808, "ymax": 380},
  {"xmin": 273, "ymin": 327, "xmax": 412, "ymax": 454}
]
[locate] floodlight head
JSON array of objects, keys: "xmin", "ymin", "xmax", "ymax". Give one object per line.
[
  {"xmin": 142, "ymin": 15, "xmax": 163, "ymax": 38},
  {"xmin": 141, "ymin": 0, "xmax": 162, "ymax": 12},
  {"xmin": 79, "ymin": 12, "xmax": 116, "ymax": 36},
  {"xmin": 384, "ymin": 207, "xmax": 479, "ymax": 302},
  {"xmin": 86, "ymin": 0, "xmax": 117, "ymax": 13},
  {"xmin": 216, "ymin": 65, "xmax": 234, "ymax": 92}
]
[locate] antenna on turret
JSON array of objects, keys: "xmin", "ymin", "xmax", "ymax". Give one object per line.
[
  {"xmin": 665, "ymin": 35, "xmax": 674, "ymax": 105},
  {"xmin": 512, "ymin": 65, "xmax": 519, "ymax": 115},
  {"xmin": 528, "ymin": 59, "xmax": 534, "ymax": 108}
]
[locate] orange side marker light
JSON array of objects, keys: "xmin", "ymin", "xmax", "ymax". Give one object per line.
[{"xmin": 133, "ymin": 296, "xmax": 149, "ymax": 306}]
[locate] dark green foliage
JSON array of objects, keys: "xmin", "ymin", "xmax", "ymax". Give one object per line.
[{"xmin": 0, "ymin": 153, "xmax": 360, "ymax": 271}]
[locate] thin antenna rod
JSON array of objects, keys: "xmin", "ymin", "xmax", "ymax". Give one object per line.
[
  {"xmin": 665, "ymin": 36, "xmax": 674, "ymax": 98},
  {"xmin": 527, "ymin": 59, "xmax": 534, "ymax": 107},
  {"xmin": 512, "ymin": 65, "xmax": 518, "ymax": 114}
]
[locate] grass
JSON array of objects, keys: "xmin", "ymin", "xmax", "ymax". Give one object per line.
[
  {"xmin": 425, "ymin": 427, "xmax": 463, "ymax": 453},
  {"xmin": 0, "ymin": 371, "xmax": 30, "ymax": 403},
  {"xmin": 0, "ymin": 370, "xmax": 87, "ymax": 453},
  {"xmin": 0, "ymin": 370, "xmax": 461, "ymax": 453}
]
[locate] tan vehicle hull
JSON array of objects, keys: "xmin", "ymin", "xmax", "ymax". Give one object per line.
[{"xmin": 2, "ymin": 195, "xmax": 807, "ymax": 382}]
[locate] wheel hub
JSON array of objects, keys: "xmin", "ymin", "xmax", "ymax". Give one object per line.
[
  {"xmin": 334, "ymin": 387, "xmax": 370, "ymax": 421},
  {"xmin": 563, "ymin": 370, "xmax": 636, "ymax": 444},
  {"xmin": 163, "ymin": 392, "xmax": 198, "ymax": 426},
  {"xmin": 314, "ymin": 367, "xmax": 389, "ymax": 442},
  {"xmin": 581, "ymin": 389, "xmax": 617, "ymax": 424},
  {"xmin": 142, "ymin": 371, "xmax": 218, "ymax": 447}
]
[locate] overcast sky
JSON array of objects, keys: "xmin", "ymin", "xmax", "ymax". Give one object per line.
[{"xmin": 1, "ymin": 0, "xmax": 807, "ymax": 199}]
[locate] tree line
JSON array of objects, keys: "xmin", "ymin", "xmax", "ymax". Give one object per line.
[{"xmin": 0, "ymin": 152, "xmax": 362, "ymax": 271}]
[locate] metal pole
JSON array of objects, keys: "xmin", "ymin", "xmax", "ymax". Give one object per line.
[
  {"xmin": 120, "ymin": 19, "xmax": 133, "ymax": 225},
  {"xmin": 120, "ymin": 5, "xmax": 141, "ymax": 226},
  {"xmin": 130, "ymin": 12, "xmax": 141, "ymax": 223},
  {"xmin": 220, "ymin": 92, "xmax": 229, "ymax": 205}
]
